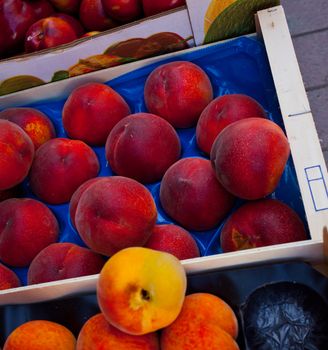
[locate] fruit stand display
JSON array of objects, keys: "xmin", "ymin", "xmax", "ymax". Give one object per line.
[{"xmin": 0, "ymin": 3, "xmax": 328, "ymax": 350}]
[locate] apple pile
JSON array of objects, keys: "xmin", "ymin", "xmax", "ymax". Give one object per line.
[{"xmin": 0, "ymin": 0, "xmax": 186, "ymax": 58}]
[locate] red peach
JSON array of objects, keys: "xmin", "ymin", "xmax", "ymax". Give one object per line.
[
  {"xmin": 160, "ymin": 158, "xmax": 235, "ymax": 231},
  {"xmin": 77, "ymin": 313, "xmax": 160, "ymax": 350},
  {"xmin": 27, "ymin": 242, "xmax": 105, "ymax": 284},
  {"xmin": 0, "ymin": 198, "xmax": 59, "ymax": 267},
  {"xmin": 29, "ymin": 138, "xmax": 100, "ymax": 204},
  {"xmin": 0, "ymin": 263, "xmax": 21, "ymax": 290},
  {"xmin": 105, "ymin": 113, "xmax": 181, "ymax": 183},
  {"xmin": 30, "ymin": 0, "xmax": 55, "ymax": 20},
  {"xmin": 0, "ymin": 107, "xmax": 56, "ymax": 150},
  {"xmin": 48, "ymin": 0, "xmax": 81, "ymax": 14},
  {"xmin": 102, "ymin": 0, "xmax": 143, "ymax": 22},
  {"xmin": 196, "ymin": 94, "xmax": 267, "ymax": 155},
  {"xmin": 52, "ymin": 13, "xmax": 85, "ymax": 37},
  {"xmin": 145, "ymin": 224, "xmax": 200, "ymax": 260},
  {"xmin": 220, "ymin": 199, "xmax": 308, "ymax": 252},
  {"xmin": 211, "ymin": 117, "xmax": 290, "ymax": 200},
  {"xmin": 144, "ymin": 61, "xmax": 213, "ymax": 128},
  {"xmin": 75, "ymin": 176, "xmax": 157, "ymax": 256},
  {"xmin": 0, "ymin": 120, "xmax": 34, "ymax": 191},
  {"xmin": 63, "ymin": 82, "xmax": 131, "ymax": 146}
]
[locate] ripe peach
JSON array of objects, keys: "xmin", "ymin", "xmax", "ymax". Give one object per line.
[
  {"xmin": 196, "ymin": 94, "xmax": 266, "ymax": 155},
  {"xmin": 145, "ymin": 224, "xmax": 200, "ymax": 260},
  {"xmin": 27, "ymin": 242, "xmax": 105, "ymax": 285},
  {"xmin": 97, "ymin": 247, "xmax": 187, "ymax": 335},
  {"xmin": 0, "ymin": 120, "xmax": 34, "ymax": 191},
  {"xmin": 75, "ymin": 177, "xmax": 157, "ymax": 256},
  {"xmin": 105, "ymin": 113, "xmax": 181, "ymax": 183},
  {"xmin": 160, "ymin": 158, "xmax": 235, "ymax": 231},
  {"xmin": 0, "ymin": 198, "xmax": 59, "ymax": 267},
  {"xmin": 29, "ymin": 138, "xmax": 99, "ymax": 204},
  {"xmin": 0, "ymin": 107, "xmax": 56, "ymax": 150},
  {"xmin": 63, "ymin": 82, "xmax": 131, "ymax": 146},
  {"xmin": 211, "ymin": 117, "xmax": 290, "ymax": 200},
  {"xmin": 144, "ymin": 61, "xmax": 213, "ymax": 128},
  {"xmin": 220, "ymin": 199, "xmax": 308, "ymax": 252},
  {"xmin": 76, "ymin": 313, "xmax": 160, "ymax": 349},
  {"xmin": 102, "ymin": 0, "xmax": 142, "ymax": 22},
  {"xmin": 0, "ymin": 263, "xmax": 21, "ymax": 290},
  {"xmin": 161, "ymin": 293, "xmax": 239, "ymax": 350},
  {"xmin": 52, "ymin": 13, "xmax": 85, "ymax": 37},
  {"xmin": 3, "ymin": 320, "xmax": 76, "ymax": 350}
]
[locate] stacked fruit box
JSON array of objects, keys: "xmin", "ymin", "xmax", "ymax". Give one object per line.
[{"xmin": 0, "ymin": 3, "xmax": 328, "ymax": 350}]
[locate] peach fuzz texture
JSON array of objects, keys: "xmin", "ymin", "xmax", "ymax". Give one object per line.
[
  {"xmin": 160, "ymin": 157, "xmax": 235, "ymax": 231},
  {"xmin": 27, "ymin": 242, "xmax": 105, "ymax": 284},
  {"xmin": 3, "ymin": 320, "xmax": 76, "ymax": 350},
  {"xmin": 75, "ymin": 177, "xmax": 157, "ymax": 256},
  {"xmin": 63, "ymin": 82, "xmax": 131, "ymax": 145},
  {"xmin": 0, "ymin": 120, "xmax": 34, "ymax": 191},
  {"xmin": 77, "ymin": 313, "xmax": 159, "ymax": 350},
  {"xmin": 0, "ymin": 198, "xmax": 59, "ymax": 267},
  {"xmin": 220, "ymin": 198, "xmax": 308, "ymax": 252},
  {"xmin": 144, "ymin": 61, "xmax": 213, "ymax": 128},
  {"xmin": 97, "ymin": 247, "xmax": 187, "ymax": 335},
  {"xmin": 211, "ymin": 117, "xmax": 290, "ymax": 200},
  {"xmin": 29, "ymin": 138, "xmax": 100, "ymax": 204},
  {"xmin": 105, "ymin": 113, "xmax": 181, "ymax": 183},
  {"xmin": 0, "ymin": 107, "xmax": 56, "ymax": 150}
]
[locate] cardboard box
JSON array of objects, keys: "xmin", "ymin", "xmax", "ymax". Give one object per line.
[
  {"xmin": 0, "ymin": 6, "xmax": 327, "ymax": 306},
  {"xmin": 0, "ymin": 8, "xmax": 194, "ymax": 96}
]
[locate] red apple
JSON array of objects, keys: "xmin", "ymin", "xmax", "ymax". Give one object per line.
[
  {"xmin": 52, "ymin": 13, "xmax": 86, "ymax": 37},
  {"xmin": 25, "ymin": 16, "xmax": 78, "ymax": 53},
  {"xmin": 102, "ymin": 0, "xmax": 142, "ymax": 22},
  {"xmin": 48, "ymin": 0, "xmax": 81, "ymax": 14},
  {"xmin": 142, "ymin": 0, "xmax": 185, "ymax": 17},
  {"xmin": 29, "ymin": 0, "xmax": 55, "ymax": 20}
]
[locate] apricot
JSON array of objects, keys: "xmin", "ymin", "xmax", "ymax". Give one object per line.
[
  {"xmin": 0, "ymin": 107, "xmax": 56, "ymax": 150},
  {"xmin": 3, "ymin": 320, "xmax": 76, "ymax": 350},
  {"xmin": 0, "ymin": 263, "xmax": 21, "ymax": 290},
  {"xmin": 144, "ymin": 61, "xmax": 213, "ymax": 128},
  {"xmin": 29, "ymin": 138, "xmax": 100, "ymax": 204},
  {"xmin": 145, "ymin": 224, "xmax": 200, "ymax": 260},
  {"xmin": 63, "ymin": 82, "xmax": 131, "ymax": 145},
  {"xmin": 161, "ymin": 293, "xmax": 239, "ymax": 350},
  {"xmin": 0, "ymin": 120, "xmax": 34, "ymax": 191},
  {"xmin": 27, "ymin": 243, "xmax": 105, "ymax": 285},
  {"xmin": 77, "ymin": 313, "xmax": 160, "ymax": 349},
  {"xmin": 160, "ymin": 158, "xmax": 235, "ymax": 231},
  {"xmin": 196, "ymin": 94, "xmax": 266, "ymax": 155},
  {"xmin": 211, "ymin": 117, "xmax": 290, "ymax": 200},
  {"xmin": 105, "ymin": 113, "xmax": 181, "ymax": 183},
  {"xmin": 220, "ymin": 199, "xmax": 308, "ymax": 252},
  {"xmin": 75, "ymin": 177, "xmax": 157, "ymax": 256},
  {"xmin": 97, "ymin": 247, "xmax": 187, "ymax": 335},
  {"xmin": 0, "ymin": 198, "xmax": 59, "ymax": 267}
]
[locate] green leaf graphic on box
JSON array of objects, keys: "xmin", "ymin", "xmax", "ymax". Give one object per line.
[
  {"xmin": 0, "ymin": 75, "xmax": 45, "ymax": 96},
  {"xmin": 52, "ymin": 70, "xmax": 70, "ymax": 82},
  {"xmin": 204, "ymin": 0, "xmax": 280, "ymax": 44}
]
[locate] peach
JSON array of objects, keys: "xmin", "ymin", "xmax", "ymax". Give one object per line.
[
  {"xmin": 69, "ymin": 177, "xmax": 104, "ymax": 229},
  {"xmin": 75, "ymin": 176, "xmax": 157, "ymax": 256},
  {"xmin": 0, "ymin": 120, "xmax": 34, "ymax": 191},
  {"xmin": 97, "ymin": 247, "xmax": 187, "ymax": 335},
  {"xmin": 63, "ymin": 82, "xmax": 131, "ymax": 146},
  {"xmin": 160, "ymin": 158, "xmax": 235, "ymax": 231},
  {"xmin": 0, "ymin": 198, "xmax": 59, "ymax": 267},
  {"xmin": 0, "ymin": 263, "xmax": 21, "ymax": 290},
  {"xmin": 102, "ymin": 0, "xmax": 142, "ymax": 22},
  {"xmin": 144, "ymin": 61, "xmax": 213, "ymax": 128},
  {"xmin": 27, "ymin": 242, "xmax": 106, "ymax": 285},
  {"xmin": 77, "ymin": 313, "xmax": 160, "ymax": 349},
  {"xmin": 145, "ymin": 224, "xmax": 200, "ymax": 260},
  {"xmin": 29, "ymin": 138, "xmax": 99, "ymax": 204},
  {"xmin": 105, "ymin": 113, "xmax": 181, "ymax": 183},
  {"xmin": 0, "ymin": 107, "xmax": 56, "ymax": 150},
  {"xmin": 3, "ymin": 320, "xmax": 76, "ymax": 350},
  {"xmin": 211, "ymin": 117, "xmax": 290, "ymax": 200},
  {"xmin": 161, "ymin": 293, "xmax": 239, "ymax": 350},
  {"xmin": 196, "ymin": 94, "xmax": 267, "ymax": 155},
  {"xmin": 220, "ymin": 198, "xmax": 308, "ymax": 252}
]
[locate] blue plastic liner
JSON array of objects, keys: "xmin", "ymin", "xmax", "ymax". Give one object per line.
[{"xmin": 5, "ymin": 36, "xmax": 308, "ymax": 285}]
